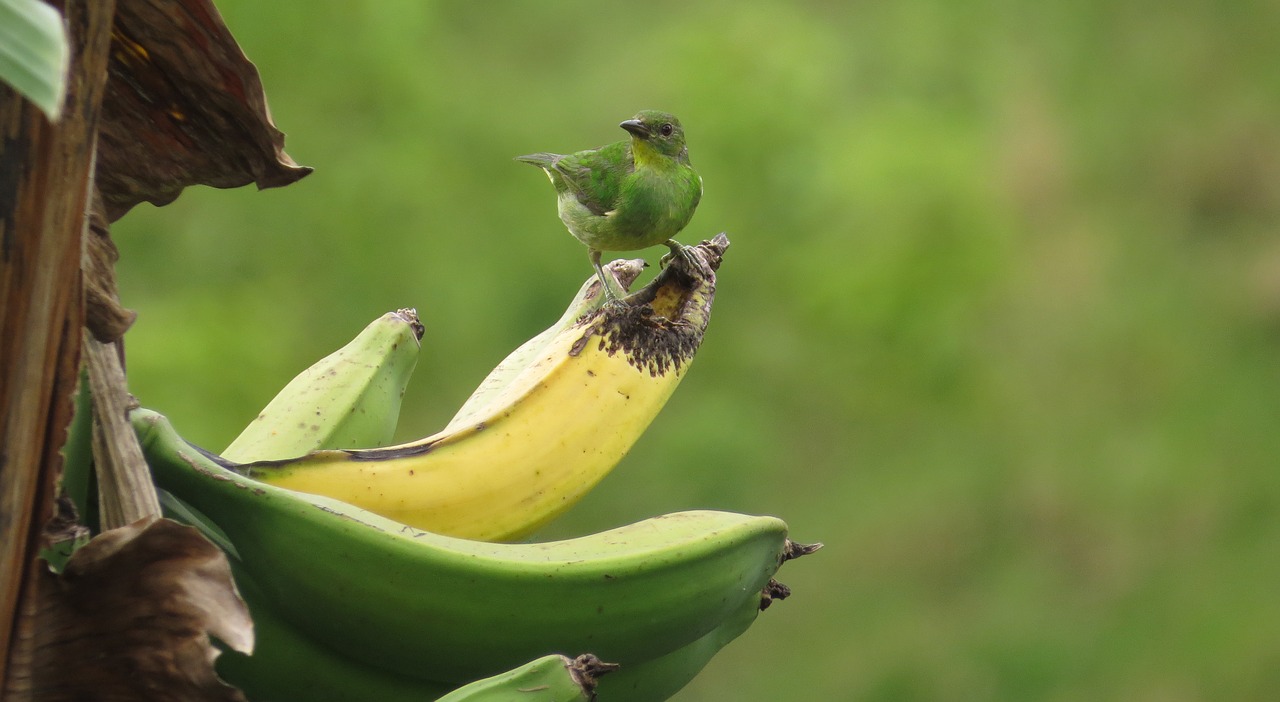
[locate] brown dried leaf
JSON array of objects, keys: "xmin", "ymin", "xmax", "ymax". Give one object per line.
[
  {"xmin": 22, "ymin": 517, "xmax": 253, "ymax": 701},
  {"xmin": 96, "ymin": 0, "xmax": 312, "ymax": 221},
  {"xmin": 84, "ymin": 191, "xmax": 137, "ymax": 342}
]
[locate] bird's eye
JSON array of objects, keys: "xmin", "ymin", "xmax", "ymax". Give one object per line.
[{"xmin": 660, "ymin": 123, "xmax": 674, "ymax": 137}]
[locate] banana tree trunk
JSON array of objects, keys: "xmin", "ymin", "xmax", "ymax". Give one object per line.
[{"xmin": 0, "ymin": 0, "xmax": 115, "ymax": 695}]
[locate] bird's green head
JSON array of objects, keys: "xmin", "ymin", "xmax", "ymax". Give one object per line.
[{"xmin": 620, "ymin": 110, "xmax": 690, "ymax": 165}]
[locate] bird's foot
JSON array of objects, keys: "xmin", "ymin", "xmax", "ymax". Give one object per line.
[
  {"xmin": 659, "ymin": 239, "xmax": 697, "ymax": 270},
  {"xmin": 595, "ymin": 270, "xmax": 630, "ymax": 306}
]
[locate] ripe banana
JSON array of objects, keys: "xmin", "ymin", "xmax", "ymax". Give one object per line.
[
  {"xmin": 436, "ymin": 654, "xmax": 616, "ymax": 702},
  {"xmin": 135, "ymin": 403, "xmax": 792, "ymax": 685},
  {"xmin": 222, "ymin": 308, "xmax": 424, "ymax": 462},
  {"xmin": 445, "ymin": 257, "xmax": 646, "ymax": 432},
  {"xmin": 237, "ymin": 234, "xmax": 729, "ymax": 542}
]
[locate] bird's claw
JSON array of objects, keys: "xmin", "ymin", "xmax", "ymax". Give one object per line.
[
  {"xmin": 595, "ymin": 271, "xmax": 629, "ymax": 305},
  {"xmin": 659, "ymin": 240, "xmax": 697, "ymax": 270}
]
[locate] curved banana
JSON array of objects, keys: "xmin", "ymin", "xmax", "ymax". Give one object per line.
[
  {"xmin": 238, "ymin": 235, "xmax": 729, "ymax": 542},
  {"xmin": 436, "ymin": 654, "xmax": 616, "ymax": 702},
  {"xmin": 217, "ymin": 566, "xmax": 803, "ymax": 702},
  {"xmin": 222, "ymin": 308, "xmax": 424, "ymax": 462},
  {"xmin": 445, "ymin": 258, "xmax": 646, "ymax": 432},
  {"xmin": 221, "ymin": 569, "xmax": 613, "ymax": 702},
  {"xmin": 218, "ymin": 565, "xmax": 775, "ymax": 702},
  {"xmin": 134, "ymin": 403, "xmax": 790, "ymax": 685}
]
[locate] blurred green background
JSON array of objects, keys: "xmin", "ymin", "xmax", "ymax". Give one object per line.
[{"xmin": 113, "ymin": 1, "xmax": 1280, "ymax": 699}]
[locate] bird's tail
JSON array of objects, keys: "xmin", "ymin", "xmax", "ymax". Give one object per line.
[{"xmin": 514, "ymin": 152, "xmax": 562, "ymax": 168}]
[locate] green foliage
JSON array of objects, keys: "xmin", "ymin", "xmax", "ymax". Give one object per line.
[
  {"xmin": 113, "ymin": 1, "xmax": 1280, "ymax": 699},
  {"xmin": 0, "ymin": 0, "xmax": 69, "ymax": 119}
]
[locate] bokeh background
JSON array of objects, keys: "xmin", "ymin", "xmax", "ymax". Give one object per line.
[{"xmin": 113, "ymin": 1, "xmax": 1280, "ymax": 699}]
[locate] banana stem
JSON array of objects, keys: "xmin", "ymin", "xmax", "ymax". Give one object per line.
[{"xmin": 84, "ymin": 336, "xmax": 160, "ymax": 529}]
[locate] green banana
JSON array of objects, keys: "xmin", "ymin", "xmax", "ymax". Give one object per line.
[
  {"xmin": 217, "ymin": 565, "xmax": 804, "ymax": 702},
  {"xmin": 217, "ymin": 565, "xmax": 782, "ymax": 702},
  {"xmin": 215, "ymin": 563, "xmax": 455, "ymax": 702},
  {"xmin": 435, "ymin": 654, "xmax": 616, "ymax": 702},
  {"xmin": 238, "ymin": 235, "xmax": 728, "ymax": 542},
  {"xmin": 222, "ymin": 308, "xmax": 424, "ymax": 462},
  {"xmin": 201, "ymin": 320, "xmax": 449, "ymax": 701},
  {"xmin": 222, "ymin": 566, "xmax": 617, "ymax": 702},
  {"xmin": 445, "ymin": 257, "xmax": 646, "ymax": 432},
  {"xmin": 595, "ymin": 581, "xmax": 765, "ymax": 701},
  {"xmin": 597, "ymin": 553, "xmax": 820, "ymax": 701},
  {"xmin": 135, "ymin": 404, "xmax": 791, "ymax": 685}
]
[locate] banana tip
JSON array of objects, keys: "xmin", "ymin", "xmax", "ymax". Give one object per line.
[
  {"xmin": 760, "ymin": 578, "xmax": 792, "ymax": 610},
  {"xmin": 783, "ymin": 539, "xmax": 824, "ymax": 562},
  {"xmin": 570, "ymin": 653, "xmax": 621, "ymax": 694}
]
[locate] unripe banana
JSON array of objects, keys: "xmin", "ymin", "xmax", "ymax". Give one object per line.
[
  {"xmin": 239, "ymin": 235, "xmax": 728, "ymax": 542},
  {"xmin": 595, "ymin": 580, "xmax": 764, "ymax": 701},
  {"xmin": 222, "ymin": 309, "xmax": 424, "ymax": 462},
  {"xmin": 217, "ymin": 564, "xmax": 800, "ymax": 702},
  {"xmin": 135, "ymin": 403, "xmax": 792, "ymax": 685},
  {"xmin": 445, "ymin": 257, "xmax": 646, "ymax": 432},
  {"xmin": 221, "ymin": 568, "xmax": 614, "ymax": 702},
  {"xmin": 435, "ymin": 654, "xmax": 616, "ymax": 702},
  {"xmin": 215, "ymin": 564, "xmax": 455, "ymax": 702},
  {"xmin": 205, "ymin": 324, "xmax": 441, "ymax": 701},
  {"xmin": 217, "ymin": 564, "xmax": 775, "ymax": 702}
]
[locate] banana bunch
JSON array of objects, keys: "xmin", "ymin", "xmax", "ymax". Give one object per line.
[
  {"xmin": 232, "ymin": 237, "xmax": 724, "ymax": 542},
  {"xmin": 139, "ymin": 233, "xmax": 822, "ymax": 700}
]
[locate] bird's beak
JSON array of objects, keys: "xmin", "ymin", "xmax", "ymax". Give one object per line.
[{"xmin": 619, "ymin": 119, "xmax": 649, "ymax": 138}]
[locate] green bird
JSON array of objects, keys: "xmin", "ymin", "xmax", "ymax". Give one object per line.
[{"xmin": 517, "ymin": 110, "xmax": 703, "ymax": 300}]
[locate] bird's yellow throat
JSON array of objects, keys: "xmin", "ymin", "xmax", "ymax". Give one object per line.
[{"xmin": 630, "ymin": 137, "xmax": 676, "ymax": 170}]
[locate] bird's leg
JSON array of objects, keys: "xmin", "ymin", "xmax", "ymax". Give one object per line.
[
  {"xmin": 590, "ymin": 249, "xmax": 626, "ymax": 303},
  {"xmin": 659, "ymin": 239, "xmax": 697, "ymax": 270}
]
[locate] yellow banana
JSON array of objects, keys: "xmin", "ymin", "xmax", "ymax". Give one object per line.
[
  {"xmin": 239, "ymin": 235, "xmax": 728, "ymax": 541},
  {"xmin": 445, "ymin": 257, "xmax": 645, "ymax": 432},
  {"xmin": 222, "ymin": 309, "xmax": 424, "ymax": 462}
]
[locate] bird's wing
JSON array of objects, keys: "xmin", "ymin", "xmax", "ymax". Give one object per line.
[{"xmin": 550, "ymin": 141, "xmax": 633, "ymax": 217}]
